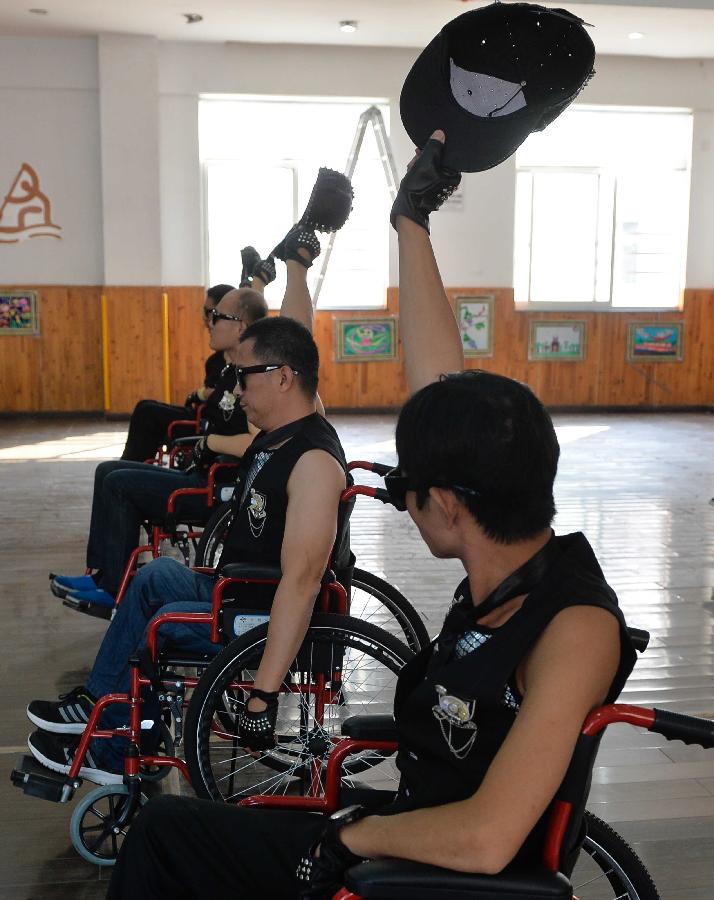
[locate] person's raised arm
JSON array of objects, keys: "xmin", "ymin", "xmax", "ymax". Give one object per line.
[{"xmin": 392, "ymin": 131, "xmax": 464, "ymax": 394}]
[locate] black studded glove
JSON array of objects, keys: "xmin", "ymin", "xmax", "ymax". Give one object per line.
[
  {"xmin": 240, "ymin": 245, "xmax": 261, "ymax": 288},
  {"xmin": 390, "ymin": 137, "xmax": 461, "ymax": 233},
  {"xmin": 297, "ymin": 805, "xmax": 368, "ymax": 900},
  {"xmin": 238, "ymin": 688, "xmax": 279, "ymax": 751},
  {"xmin": 191, "ymin": 436, "xmax": 219, "ymax": 471},
  {"xmin": 184, "ymin": 390, "xmax": 201, "ymax": 409},
  {"xmin": 272, "ymin": 224, "xmax": 321, "ymax": 269},
  {"xmin": 253, "ymin": 254, "xmax": 276, "ymax": 285}
]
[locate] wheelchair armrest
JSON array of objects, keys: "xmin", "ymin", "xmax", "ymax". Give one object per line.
[
  {"xmin": 171, "ymin": 435, "xmax": 201, "ymax": 447},
  {"xmin": 341, "ymin": 715, "xmax": 397, "ymax": 742},
  {"xmin": 344, "ymin": 859, "xmax": 572, "ymax": 899},
  {"xmin": 220, "ymin": 563, "xmax": 283, "ymax": 581}
]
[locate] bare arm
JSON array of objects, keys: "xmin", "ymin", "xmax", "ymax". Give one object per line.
[
  {"xmin": 340, "ymin": 605, "xmax": 621, "ymax": 873},
  {"xmin": 249, "ymin": 449, "xmax": 345, "ymax": 696},
  {"xmin": 279, "ymin": 252, "xmax": 326, "ymax": 415},
  {"xmin": 206, "ymin": 424, "xmax": 258, "ymax": 458}
]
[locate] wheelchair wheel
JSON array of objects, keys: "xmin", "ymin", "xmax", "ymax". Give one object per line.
[
  {"xmin": 573, "ymin": 811, "xmax": 660, "ymax": 899},
  {"xmin": 351, "ymin": 568, "xmax": 429, "ymax": 652},
  {"xmin": 194, "ymin": 501, "xmax": 232, "ymax": 567},
  {"xmin": 185, "ymin": 614, "xmax": 412, "ymax": 803},
  {"xmin": 195, "ymin": 504, "xmax": 429, "ymax": 652},
  {"xmin": 69, "ymin": 784, "xmax": 148, "ymax": 867}
]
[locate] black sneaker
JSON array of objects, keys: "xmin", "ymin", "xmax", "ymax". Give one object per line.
[
  {"xmin": 240, "ymin": 245, "xmax": 261, "ymax": 287},
  {"xmin": 27, "ymin": 729, "xmax": 123, "ymax": 786},
  {"xmin": 27, "ymin": 686, "xmax": 96, "ymax": 735}
]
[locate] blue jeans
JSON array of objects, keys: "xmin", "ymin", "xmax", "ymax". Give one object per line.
[
  {"xmin": 85, "ymin": 460, "xmax": 209, "ymax": 594},
  {"xmin": 86, "ymin": 557, "xmax": 218, "ymax": 770}
]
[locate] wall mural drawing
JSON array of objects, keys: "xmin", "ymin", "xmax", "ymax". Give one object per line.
[{"xmin": 0, "ymin": 163, "xmax": 62, "ymax": 244}]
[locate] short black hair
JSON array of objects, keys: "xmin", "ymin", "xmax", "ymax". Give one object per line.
[
  {"xmin": 240, "ymin": 316, "xmax": 319, "ymax": 398},
  {"xmin": 395, "ymin": 371, "xmax": 559, "ymax": 544},
  {"xmin": 206, "ymin": 284, "xmax": 235, "ymax": 304},
  {"xmin": 236, "ymin": 288, "xmax": 269, "ymax": 325}
]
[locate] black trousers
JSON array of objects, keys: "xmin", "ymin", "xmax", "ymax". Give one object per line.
[
  {"xmin": 121, "ymin": 400, "xmax": 191, "ymax": 462},
  {"xmin": 108, "ymin": 795, "xmax": 324, "ymax": 900}
]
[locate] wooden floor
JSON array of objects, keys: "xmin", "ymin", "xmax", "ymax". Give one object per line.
[{"xmin": 1, "ymin": 412, "xmax": 714, "ymax": 898}]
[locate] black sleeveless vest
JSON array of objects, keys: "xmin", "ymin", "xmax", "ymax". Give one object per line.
[
  {"xmin": 383, "ymin": 532, "xmax": 636, "ymax": 860},
  {"xmin": 203, "ymin": 364, "xmax": 249, "ymax": 437},
  {"xmin": 217, "ymin": 413, "xmax": 348, "ymax": 573}
]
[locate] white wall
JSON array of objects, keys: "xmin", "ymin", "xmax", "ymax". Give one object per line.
[
  {"xmin": 0, "ymin": 36, "xmax": 103, "ymax": 285},
  {"xmin": 0, "ymin": 34, "xmax": 713, "ymax": 289}
]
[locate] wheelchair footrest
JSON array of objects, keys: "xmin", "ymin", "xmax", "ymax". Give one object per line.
[
  {"xmin": 10, "ymin": 755, "xmax": 81, "ymax": 803},
  {"xmin": 62, "ymin": 597, "xmax": 113, "ymax": 621}
]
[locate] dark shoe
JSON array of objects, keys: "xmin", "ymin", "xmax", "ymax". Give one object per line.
[
  {"xmin": 272, "ymin": 224, "xmax": 321, "ymax": 268},
  {"xmin": 27, "ymin": 686, "xmax": 96, "ymax": 735},
  {"xmin": 27, "ymin": 730, "xmax": 124, "ymax": 786},
  {"xmin": 390, "ymin": 137, "xmax": 461, "ymax": 233},
  {"xmin": 240, "ymin": 245, "xmax": 261, "ymax": 287},
  {"xmin": 299, "ymin": 167, "xmax": 353, "ymax": 233}
]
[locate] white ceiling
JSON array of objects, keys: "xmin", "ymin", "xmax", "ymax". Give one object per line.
[{"xmin": 1, "ymin": 0, "xmax": 714, "ymax": 58}]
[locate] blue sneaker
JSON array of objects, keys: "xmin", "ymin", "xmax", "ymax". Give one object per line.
[
  {"xmin": 65, "ymin": 587, "xmax": 116, "ymax": 608},
  {"xmin": 50, "ymin": 573, "xmax": 97, "ymax": 599}
]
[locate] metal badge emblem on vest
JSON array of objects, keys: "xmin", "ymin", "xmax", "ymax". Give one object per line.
[
  {"xmin": 247, "ymin": 489, "xmax": 268, "ymax": 537},
  {"xmin": 432, "ymin": 684, "xmax": 478, "ymax": 759}
]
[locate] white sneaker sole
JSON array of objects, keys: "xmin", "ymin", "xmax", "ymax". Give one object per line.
[
  {"xmin": 27, "ymin": 736, "xmax": 124, "ymax": 786},
  {"xmin": 26, "ymin": 706, "xmax": 87, "ymax": 735}
]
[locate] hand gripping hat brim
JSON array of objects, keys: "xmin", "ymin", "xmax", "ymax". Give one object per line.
[{"xmin": 400, "ymin": 2, "xmax": 595, "ymax": 173}]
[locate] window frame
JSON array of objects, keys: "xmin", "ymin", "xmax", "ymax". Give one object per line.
[{"xmin": 514, "ymin": 108, "xmax": 691, "ymax": 313}]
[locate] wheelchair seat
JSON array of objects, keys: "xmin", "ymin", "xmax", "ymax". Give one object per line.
[{"xmin": 344, "ymin": 859, "xmax": 572, "ymax": 900}]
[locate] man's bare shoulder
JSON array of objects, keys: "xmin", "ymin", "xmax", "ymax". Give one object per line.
[{"xmin": 288, "ymin": 448, "xmax": 345, "ymax": 493}]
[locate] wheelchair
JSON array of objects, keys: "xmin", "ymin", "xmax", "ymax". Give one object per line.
[
  {"xmin": 237, "ymin": 628, "xmax": 707, "ymax": 900},
  {"xmin": 14, "ymin": 481, "xmax": 417, "ymax": 865}
]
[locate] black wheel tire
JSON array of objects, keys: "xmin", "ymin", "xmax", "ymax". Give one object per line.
[
  {"xmin": 574, "ymin": 811, "xmax": 660, "ymax": 899},
  {"xmin": 195, "ymin": 505, "xmax": 429, "ymax": 652},
  {"xmin": 194, "ymin": 501, "xmax": 232, "ymax": 567},
  {"xmin": 184, "ymin": 614, "xmax": 412, "ymax": 802},
  {"xmin": 351, "ymin": 567, "xmax": 429, "ymax": 653}
]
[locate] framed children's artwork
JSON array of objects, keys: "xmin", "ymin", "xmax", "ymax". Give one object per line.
[
  {"xmin": 0, "ymin": 291, "xmax": 39, "ymax": 335},
  {"xmin": 626, "ymin": 322, "xmax": 683, "ymax": 362},
  {"xmin": 335, "ymin": 318, "xmax": 398, "ymax": 362},
  {"xmin": 456, "ymin": 295, "xmax": 494, "ymax": 358},
  {"xmin": 528, "ymin": 320, "xmax": 586, "ymax": 361}
]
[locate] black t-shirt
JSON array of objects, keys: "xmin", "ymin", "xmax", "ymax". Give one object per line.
[
  {"xmin": 202, "ymin": 364, "xmax": 249, "ymax": 437},
  {"xmin": 382, "ymin": 532, "xmax": 637, "ymax": 863},
  {"xmin": 204, "ymin": 351, "xmax": 226, "ymax": 389},
  {"xmin": 217, "ymin": 413, "xmax": 348, "ymax": 584}
]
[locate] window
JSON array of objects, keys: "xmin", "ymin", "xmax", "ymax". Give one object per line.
[
  {"xmin": 200, "ymin": 97, "xmax": 391, "ymax": 309},
  {"xmin": 514, "ymin": 107, "xmax": 693, "ymax": 309}
]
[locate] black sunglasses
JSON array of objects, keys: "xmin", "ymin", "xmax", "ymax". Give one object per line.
[
  {"xmin": 384, "ymin": 466, "xmax": 480, "ymax": 512},
  {"xmin": 235, "ymin": 363, "xmax": 301, "ymax": 391},
  {"xmin": 209, "ymin": 308, "xmax": 243, "ymax": 326}
]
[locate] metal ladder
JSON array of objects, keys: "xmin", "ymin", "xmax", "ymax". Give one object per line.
[{"xmin": 312, "ymin": 105, "xmax": 399, "ymax": 306}]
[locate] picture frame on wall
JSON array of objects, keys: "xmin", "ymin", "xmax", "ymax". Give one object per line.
[
  {"xmin": 626, "ymin": 322, "xmax": 683, "ymax": 362},
  {"xmin": 335, "ymin": 317, "xmax": 398, "ymax": 362},
  {"xmin": 0, "ymin": 291, "xmax": 39, "ymax": 335},
  {"xmin": 456, "ymin": 294, "xmax": 494, "ymax": 358},
  {"xmin": 528, "ymin": 320, "xmax": 586, "ymax": 361}
]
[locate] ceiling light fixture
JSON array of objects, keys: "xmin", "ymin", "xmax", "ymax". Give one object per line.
[
  {"xmin": 184, "ymin": 13, "xmax": 203, "ymax": 24},
  {"xmin": 339, "ymin": 21, "xmax": 358, "ymax": 33},
  {"xmin": 28, "ymin": 8, "xmax": 48, "ymax": 13},
  {"xmin": 628, "ymin": 31, "xmax": 644, "ymax": 40}
]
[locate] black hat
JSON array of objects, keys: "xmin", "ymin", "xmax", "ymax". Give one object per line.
[{"xmin": 400, "ymin": 2, "xmax": 595, "ymax": 173}]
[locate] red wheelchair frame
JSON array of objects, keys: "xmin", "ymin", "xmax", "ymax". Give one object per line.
[{"xmin": 237, "ymin": 701, "xmax": 714, "ymax": 899}]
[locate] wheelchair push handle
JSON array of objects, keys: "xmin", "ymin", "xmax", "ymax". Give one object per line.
[
  {"xmin": 652, "ymin": 708, "xmax": 714, "ymax": 749},
  {"xmin": 347, "ymin": 460, "xmax": 394, "ymax": 477}
]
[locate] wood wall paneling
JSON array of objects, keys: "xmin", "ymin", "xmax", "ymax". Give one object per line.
[{"xmin": 1, "ymin": 285, "xmax": 713, "ymax": 413}]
